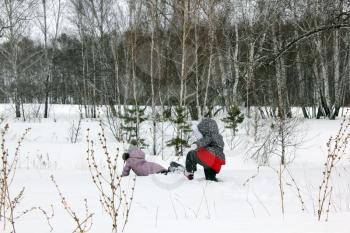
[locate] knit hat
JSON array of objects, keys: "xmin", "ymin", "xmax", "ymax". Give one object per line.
[
  {"xmin": 128, "ymin": 139, "xmax": 138, "ymax": 153},
  {"xmin": 192, "ymin": 124, "xmax": 203, "ymax": 140}
]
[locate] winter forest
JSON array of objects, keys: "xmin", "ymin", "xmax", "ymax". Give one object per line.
[
  {"xmin": 1, "ymin": 0, "xmax": 350, "ymax": 233},
  {"xmin": 1, "ymin": 0, "xmax": 350, "ymax": 120}
]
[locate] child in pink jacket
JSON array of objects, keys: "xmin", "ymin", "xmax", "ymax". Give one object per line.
[{"xmin": 121, "ymin": 140, "xmax": 167, "ymax": 177}]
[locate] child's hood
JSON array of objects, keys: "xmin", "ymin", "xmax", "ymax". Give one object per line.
[
  {"xmin": 128, "ymin": 144, "xmax": 138, "ymax": 153},
  {"xmin": 128, "ymin": 145, "xmax": 145, "ymax": 159},
  {"xmin": 197, "ymin": 118, "xmax": 219, "ymax": 135}
]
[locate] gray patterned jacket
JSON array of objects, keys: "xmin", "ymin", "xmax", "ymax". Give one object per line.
[{"xmin": 194, "ymin": 118, "xmax": 225, "ymax": 161}]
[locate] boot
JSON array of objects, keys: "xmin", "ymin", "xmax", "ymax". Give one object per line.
[
  {"xmin": 184, "ymin": 171, "xmax": 194, "ymax": 180},
  {"xmin": 204, "ymin": 168, "xmax": 218, "ymax": 182}
]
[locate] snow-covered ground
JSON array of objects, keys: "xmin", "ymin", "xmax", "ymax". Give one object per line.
[{"xmin": 1, "ymin": 104, "xmax": 350, "ymax": 233}]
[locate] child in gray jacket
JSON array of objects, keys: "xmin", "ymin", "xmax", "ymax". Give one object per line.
[{"xmin": 184, "ymin": 118, "xmax": 225, "ymax": 181}]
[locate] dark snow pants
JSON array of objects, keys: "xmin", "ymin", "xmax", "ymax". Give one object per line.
[{"xmin": 185, "ymin": 150, "xmax": 217, "ymax": 181}]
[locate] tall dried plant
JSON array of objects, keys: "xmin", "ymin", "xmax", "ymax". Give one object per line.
[
  {"xmin": 0, "ymin": 124, "xmax": 30, "ymax": 232},
  {"xmin": 0, "ymin": 124, "xmax": 53, "ymax": 232},
  {"xmin": 86, "ymin": 122, "xmax": 136, "ymax": 233},
  {"xmin": 51, "ymin": 175, "xmax": 93, "ymax": 233},
  {"xmin": 248, "ymin": 117, "xmax": 305, "ymax": 215},
  {"xmin": 318, "ymin": 115, "xmax": 350, "ymax": 221}
]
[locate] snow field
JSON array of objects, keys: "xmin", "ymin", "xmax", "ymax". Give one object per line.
[{"xmin": 0, "ymin": 104, "xmax": 350, "ymax": 233}]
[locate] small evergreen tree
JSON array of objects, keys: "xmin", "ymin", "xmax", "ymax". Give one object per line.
[
  {"xmin": 167, "ymin": 106, "xmax": 192, "ymax": 156},
  {"xmin": 222, "ymin": 105, "xmax": 244, "ymax": 136},
  {"xmin": 120, "ymin": 104, "xmax": 148, "ymax": 147}
]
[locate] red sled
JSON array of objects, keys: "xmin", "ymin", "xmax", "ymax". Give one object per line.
[{"xmin": 196, "ymin": 148, "xmax": 225, "ymax": 173}]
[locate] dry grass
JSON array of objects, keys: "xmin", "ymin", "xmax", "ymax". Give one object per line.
[
  {"xmin": 51, "ymin": 175, "xmax": 93, "ymax": 233},
  {"xmin": 318, "ymin": 114, "xmax": 350, "ymax": 221},
  {"xmin": 86, "ymin": 121, "xmax": 136, "ymax": 233},
  {"xmin": 1, "ymin": 124, "xmax": 53, "ymax": 232}
]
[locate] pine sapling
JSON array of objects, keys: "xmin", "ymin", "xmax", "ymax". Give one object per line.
[
  {"xmin": 167, "ymin": 106, "xmax": 192, "ymax": 156},
  {"xmin": 222, "ymin": 105, "xmax": 244, "ymax": 136},
  {"xmin": 120, "ymin": 104, "xmax": 147, "ymax": 147},
  {"xmin": 222, "ymin": 105, "xmax": 244, "ymax": 148}
]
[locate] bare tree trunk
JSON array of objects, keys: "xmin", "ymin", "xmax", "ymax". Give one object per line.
[
  {"xmin": 74, "ymin": 0, "xmax": 88, "ymax": 116},
  {"xmin": 203, "ymin": 44, "xmax": 213, "ymax": 115},
  {"xmin": 203, "ymin": 2, "xmax": 215, "ymax": 115},
  {"xmin": 272, "ymin": 35, "xmax": 285, "ymax": 117},
  {"xmin": 315, "ymin": 36, "xmax": 331, "ymax": 117},
  {"xmin": 331, "ymin": 29, "xmax": 341, "ymax": 119},
  {"xmin": 110, "ymin": 44, "xmax": 119, "ymax": 118},
  {"xmin": 179, "ymin": 0, "xmax": 188, "ymax": 106},
  {"xmin": 5, "ymin": 0, "xmax": 21, "ymax": 118},
  {"xmin": 218, "ymin": 52, "xmax": 227, "ymax": 107},
  {"xmin": 246, "ymin": 40, "xmax": 254, "ymax": 117},
  {"xmin": 245, "ymin": 16, "xmax": 255, "ymax": 118},
  {"xmin": 272, "ymin": 24, "xmax": 291, "ymax": 119},
  {"xmin": 15, "ymin": 89, "xmax": 20, "ymax": 118},
  {"xmin": 42, "ymin": 0, "xmax": 49, "ymax": 118},
  {"xmin": 232, "ymin": 20, "xmax": 240, "ymax": 106},
  {"xmin": 194, "ymin": 20, "xmax": 201, "ymax": 118},
  {"xmin": 150, "ymin": 0, "xmax": 157, "ymax": 155},
  {"xmin": 296, "ymin": 45, "xmax": 309, "ymax": 118},
  {"xmin": 110, "ymin": 26, "xmax": 121, "ymax": 117},
  {"xmin": 41, "ymin": 0, "xmax": 61, "ymax": 118},
  {"xmin": 129, "ymin": 0, "xmax": 142, "ymax": 142},
  {"xmin": 91, "ymin": 44, "xmax": 97, "ymax": 118},
  {"xmin": 312, "ymin": 62, "xmax": 326, "ymax": 119}
]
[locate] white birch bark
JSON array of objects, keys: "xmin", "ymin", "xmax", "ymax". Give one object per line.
[
  {"xmin": 315, "ymin": 36, "xmax": 330, "ymax": 114},
  {"xmin": 150, "ymin": 0, "xmax": 157, "ymax": 155},
  {"xmin": 232, "ymin": 21, "xmax": 240, "ymax": 106},
  {"xmin": 179, "ymin": 0, "xmax": 187, "ymax": 106},
  {"xmin": 194, "ymin": 20, "xmax": 201, "ymax": 118},
  {"xmin": 272, "ymin": 24, "xmax": 290, "ymax": 118},
  {"xmin": 331, "ymin": 29, "xmax": 341, "ymax": 119}
]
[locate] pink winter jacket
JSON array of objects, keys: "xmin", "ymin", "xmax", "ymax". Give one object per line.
[{"xmin": 121, "ymin": 147, "xmax": 167, "ymax": 176}]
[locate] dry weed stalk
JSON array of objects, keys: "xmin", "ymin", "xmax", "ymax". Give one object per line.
[
  {"xmin": 243, "ymin": 166, "xmax": 261, "ymax": 186},
  {"xmin": 68, "ymin": 114, "xmax": 83, "ymax": 143},
  {"xmin": 1, "ymin": 124, "xmax": 53, "ymax": 232},
  {"xmin": 275, "ymin": 161, "xmax": 307, "ymax": 215},
  {"xmin": 1, "ymin": 124, "xmax": 30, "ymax": 232},
  {"xmin": 286, "ymin": 168, "xmax": 306, "ymax": 212},
  {"xmin": 248, "ymin": 117, "xmax": 305, "ymax": 215},
  {"xmin": 51, "ymin": 175, "xmax": 93, "ymax": 233},
  {"xmin": 86, "ymin": 122, "xmax": 136, "ymax": 233},
  {"xmin": 317, "ymin": 115, "xmax": 350, "ymax": 221},
  {"xmin": 278, "ymin": 162, "xmax": 285, "ymax": 215},
  {"xmin": 15, "ymin": 205, "xmax": 54, "ymax": 231}
]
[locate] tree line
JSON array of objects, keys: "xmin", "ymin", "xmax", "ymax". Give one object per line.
[{"xmin": 0, "ymin": 0, "xmax": 350, "ymax": 120}]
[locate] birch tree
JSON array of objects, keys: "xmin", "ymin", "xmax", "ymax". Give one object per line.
[
  {"xmin": 202, "ymin": 0, "xmax": 216, "ymax": 115},
  {"xmin": 271, "ymin": 21, "xmax": 291, "ymax": 118},
  {"xmin": 38, "ymin": 0, "xmax": 62, "ymax": 118},
  {"xmin": 0, "ymin": 0, "xmax": 37, "ymax": 118},
  {"xmin": 148, "ymin": 0, "xmax": 159, "ymax": 155},
  {"xmin": 179, "ymin": 0, "xmax": 189, "ymax": 106}
]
